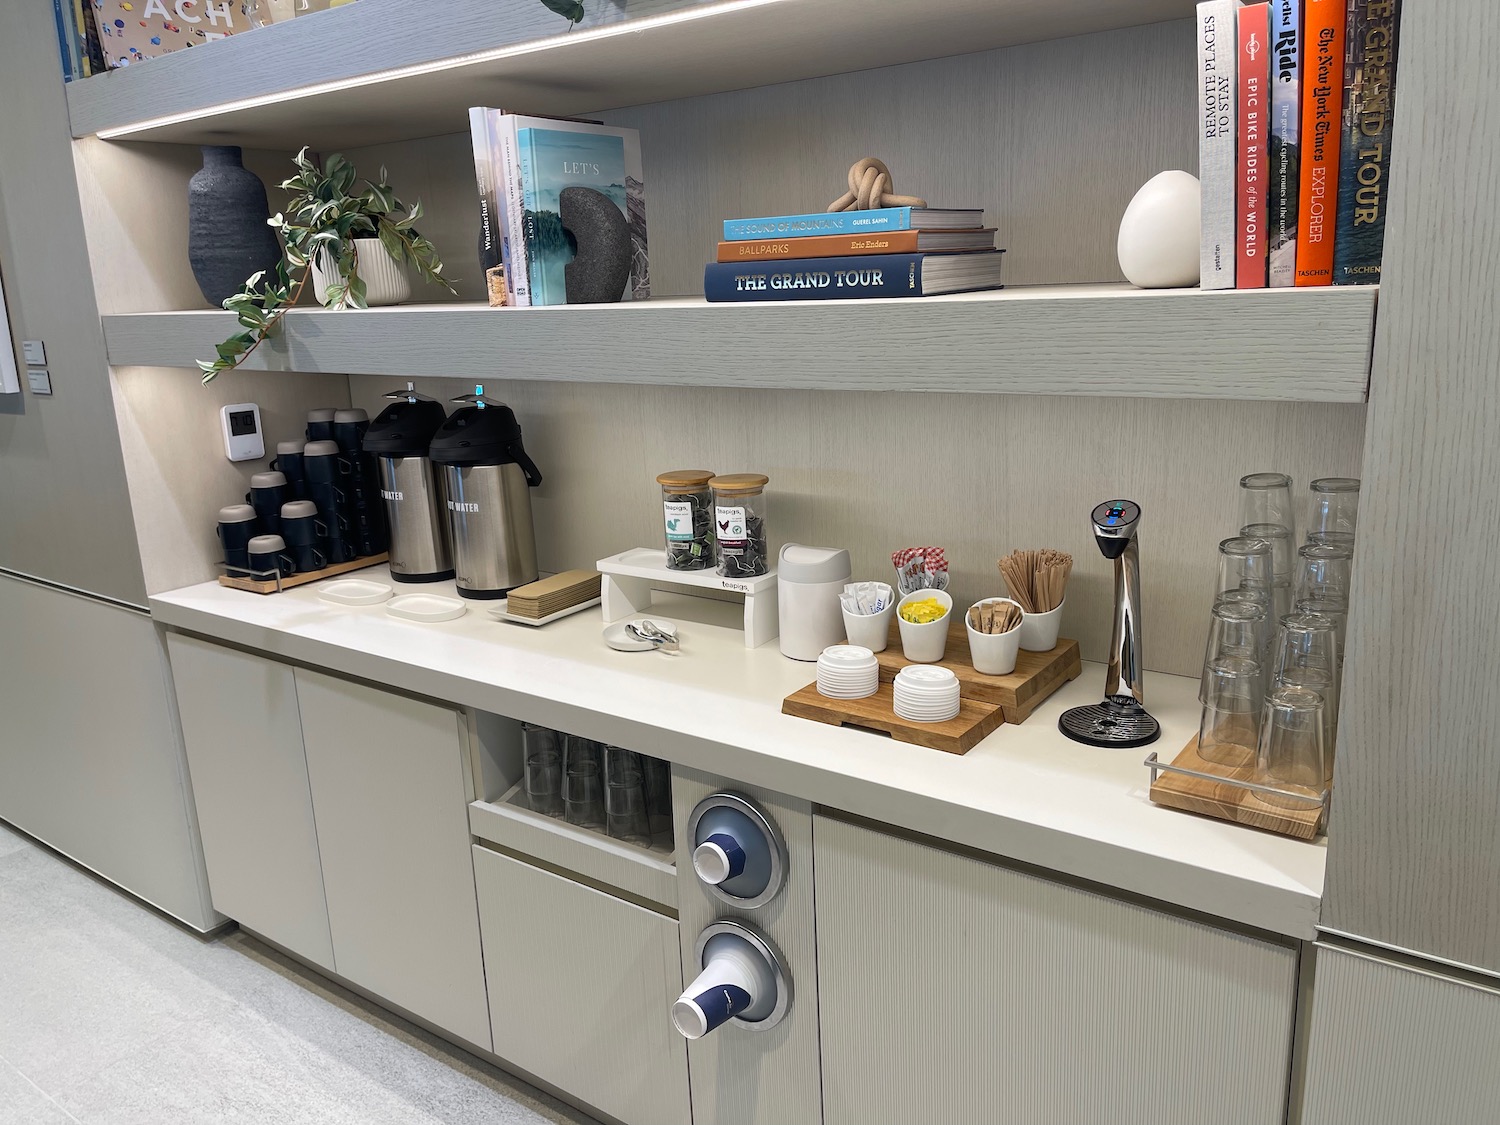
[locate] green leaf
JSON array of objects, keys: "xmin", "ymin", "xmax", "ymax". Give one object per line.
[{"xmin": 347, "ymin": 272, "xmax": 368, "ymax": 309}]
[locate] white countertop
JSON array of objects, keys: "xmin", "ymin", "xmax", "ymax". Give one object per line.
[{"xmin": 151, "ymin": 567, "xmax": 1325, "ymax": 939}]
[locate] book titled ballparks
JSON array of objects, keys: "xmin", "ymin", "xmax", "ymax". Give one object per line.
[
  {"xmin": 716, "ymin": 229, "xmax": 996, "ymax": 262},
  {"xmin": 1334, "ymin": 0, "xmax": 1401, "ymax": 285},
  {"xmin": 703, "ymin": 251, "xmax": 1005, "ymax": 302},
  {"xmin": 722, "ymin": 207, "xmax": 983, "ymax": 241},
  {"xmin": 1197, "ymin": 1, "xmax": 1242, "ymax": 289},
  {"xmin": 1267, "ymin": 0, "xmax": 1301, "ymax": 287}
]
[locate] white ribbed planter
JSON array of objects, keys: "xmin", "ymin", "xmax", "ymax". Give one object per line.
[{"xmin": 311, "ymin": 238, "xmax": 412, "ymax": 307}]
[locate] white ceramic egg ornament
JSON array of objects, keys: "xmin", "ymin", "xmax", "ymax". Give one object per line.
[{"xmin": 1117, "ymin": 170, "xmax": 1202, "ymax": 288}]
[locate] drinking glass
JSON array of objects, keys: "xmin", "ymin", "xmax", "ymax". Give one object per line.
[
  {"xmin": 1215, "ymin": 590, "xmax": 1274, "ymax": 669},
  {"xmin": 604, "ymin": 747, "xmax": 650, "ymax": 844},
  {"xmin": 1294, "ymin": 596, "xmax": 1349, "ymax": 670},
  {"xmin": 1307, "ymin": 477, "xmax": 1360, "ymax": 543},
  {"xmin": 1202, "ymin": 601, "xmax": 1264, "ymax": 695},
  {"xmin": 1239, "ymin": 473, "xmax": 1295, "ymax": 540},
  {"xmin": 1294, "ymin": 542, "xmax": 1354, "ymax": 606},
  {"xmin": 1241, "ymin": 523, "xmax": 1294, "ymax": 584},
  {"xmin": 564, "ymin": 736, "xmax": 605, "ymax": 828},
  {"xmin": 522, "ymin": 723, "xmax": 563, "ymax": 817},
  {"xmin": 1273, "ymin": 611, "xmax": 1342, "ymax": 781},
  {"xmin": 1198, "ymin": 654, "xmax": 1264, "ymax": 767},
  {"xmin": 1216, "ymin": 536, "xmax": 1273, "ymax": 602},
  {"xmin": 643, "ymin": 755, "xmax": 673, "ymax": 836},
  {"xmin": 1256, "ymin": 686, "xmax": 1327, "ymax": 807}
]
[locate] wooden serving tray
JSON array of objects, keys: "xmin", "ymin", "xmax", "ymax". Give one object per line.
[
  {"xmin": 218, "ymin": 553, "xmax": 389, "ymax": 595},
  {"xmin": 781, "ymin": 680, "xmax": 1004, "ymax": 755},
  {"xmin": 876, "ymin": 621, "xmax": 1083, "ymax": 724},
  {"xmin": 1148, "ymin": 734, "xmax": 1327, "ymax": 840}
]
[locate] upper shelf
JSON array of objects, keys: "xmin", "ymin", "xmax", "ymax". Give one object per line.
[
  {"xmin": 68, "ymin": 0, "xmax": 1196, "ymax": 148},
  {"xmin": 101, "ymin": 285, "xmax": 1377, "ymax": 402}
]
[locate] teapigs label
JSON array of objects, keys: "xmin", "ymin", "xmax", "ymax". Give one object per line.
[
  {"xmin": 716, "ymin": 506, "xmax": 747, "ymax": 551},
  {"xmin": 664, "ymin": 501, "xmax": 694, "ymax": 543}
]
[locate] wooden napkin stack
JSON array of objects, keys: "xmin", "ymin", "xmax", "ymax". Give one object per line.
[{"xmin": 505, "ymin": 570, "xmax": 602, "ymax": 621}]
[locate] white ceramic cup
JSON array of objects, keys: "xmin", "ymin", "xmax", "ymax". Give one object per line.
[
  {"xmin": 1018, "ymin": 599, "xmax": 1065, "ymax": 652},
  {"xmin": 843, "ymin": 603, "xmax": 895, "ymax": 653},
  {"xmin": 896, "ymin": 590, "xmax": 953, "ymax": 664},
  {"xmin": 966, "ymin": 598, "xmax": 1025, "ymax": 675}
]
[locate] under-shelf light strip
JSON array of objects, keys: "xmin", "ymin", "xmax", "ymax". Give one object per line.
[{"xmin": 95, "ymin": 0, "xmax": 791, "ymax": 140}]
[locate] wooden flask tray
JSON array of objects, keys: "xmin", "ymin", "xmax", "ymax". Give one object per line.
[
  {"xmin": 218, "ymin": 553, "xmax": 389, "ymax": 595},
  {"xmin": 1147, "ymin": 734, "xmax": 1328, "ymax": 841},
  {"xmin": 877, "ymin": 621, "xmax": 1083, "ymax": 725},
  {"xmin": 781, "ymin": 680, "xmax": 1005, "ymax": 755}
]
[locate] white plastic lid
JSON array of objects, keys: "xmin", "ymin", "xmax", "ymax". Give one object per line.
[
  {"xmin": 671, "ymin": 998, "xmax": 709, "ymax": 1040},
  {"xmin": 693, "ymin": 840, "xmax": 734, "ymax": 885},
  {"xmin": 249, "ymin": 471, "xmax": 287, "ymax": 488},
  {"xmin": 777, "ymin": 543, "xmax": 851, "ymax": 585}
]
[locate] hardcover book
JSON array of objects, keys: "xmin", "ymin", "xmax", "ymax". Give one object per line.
[
  {"xmin": 1237, "ymin": 3, "xmax": 1270, "ymax": 288},
  {"xmin": 715, "ymin": 229, "xmax": 996, "ymax": 262},
  {"xmin": 722, "ymin": 208, "xmax": 983, "ymax": 241},
  {"xmin": 500, "ymin": 116, "xmax": 647, "ymax": 307},
  {"xmin": 94, "ymin": 0, "xmax": 255, "ymax": 68},
  {"xmin": 1197, "ymin": 1, "xmax": 1242, "ymax": 289},
  {"xmin": 1295, "ymin": 0, "xmax": 1347, "ymax": 285},
  {"xmin": 468, "ymin": 108, "xmax": 510, "ymax": 307},
  {"xmin": 703, "ymin": 251, "xmax": 1006, "ymax": 302},
  {"xmin": 1333, "ymin": 0, "xmax": 1401, "ymax": 285},
  {"xmin": 1267, "ymin": 0, "xmax": 1300, "ymax": 287},
  {"xmin": 518, "ymin": 128, "xmax": 640, "ymax": 306}
]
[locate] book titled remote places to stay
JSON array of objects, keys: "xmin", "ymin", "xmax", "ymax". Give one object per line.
[{"xmin": 703, "ymin": 251, "xmax": 1005, "ymax": 302}]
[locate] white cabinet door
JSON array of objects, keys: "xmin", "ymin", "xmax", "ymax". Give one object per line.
[
  {"xmin": 295, "ymin": 669, "xmax": 490, "ymax": 1050},
  {"xmin": 1298, "ymin": 944, "xmax": 1500, "ymax": 1125},
  {"xmin": 473, "ymin": 846, "xmax": 690, "ymax": 1125},
  {"xmin": 167, "ymin": 635, "xmax": 332, "ymax": 968},
  {"xmin": 814, "ymin": 815, "xmax": 1298, "ymax": 1125}
]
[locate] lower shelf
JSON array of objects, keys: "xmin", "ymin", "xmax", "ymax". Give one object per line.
[{"xmin": 469, "ymin": 781, "xmax": 677, "ymax": 909}]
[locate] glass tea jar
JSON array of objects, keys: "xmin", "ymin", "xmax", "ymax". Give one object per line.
[
  {"xmin": 657, "ymin": 469, "xmax": 716, "ymax": 571},
  {"xmin": 709, "ymin": 474, "xmax": 770, "ymax": 578}
]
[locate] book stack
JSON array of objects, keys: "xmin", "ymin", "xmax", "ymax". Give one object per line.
[
  {"xmin": 1197, "ymin": 0, "xmax": 1401, "ymax": 289},
  {"xmin": 468, "ymin": 108, "xmax": 649, "ymax": 308},
  {"xmin": 704, "ymin": 208, "xmax": 1004, "ymax": 302}
]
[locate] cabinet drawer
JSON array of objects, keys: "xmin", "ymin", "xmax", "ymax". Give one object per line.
[{"xmin": 473, "ymin": 845, "xmax": 690, "ymax": 1125}]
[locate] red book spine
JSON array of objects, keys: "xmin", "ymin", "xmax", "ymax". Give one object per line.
[
  {"xmin": 1296, "ymin": 0, "xmax": 1348, "ymax": 285},
  {"xmin": 1237, "ymin": 3, "xmax": 1270, "ymax": 288}
]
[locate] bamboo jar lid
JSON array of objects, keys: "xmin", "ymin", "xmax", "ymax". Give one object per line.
[
  {"xmin": 656, "ymin": 469, "xmax": 716, "ymax": 488},
  {"xmin": 709, "ymin": 473, "xmax": 770, "ymax": 496}
]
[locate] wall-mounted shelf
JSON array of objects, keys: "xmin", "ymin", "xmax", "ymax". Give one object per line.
[
  {"xmin": 101, "ymin": 285, "xmax": 1375, "ymax": 402},
  {"xmin": 68, "ymin": 0, "xmax": 1195, "ymax": 147}
]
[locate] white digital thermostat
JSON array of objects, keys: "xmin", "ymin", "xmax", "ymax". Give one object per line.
[{"xmin": 220, "ymin": 402, "xmax": 265, "ymax": 462}]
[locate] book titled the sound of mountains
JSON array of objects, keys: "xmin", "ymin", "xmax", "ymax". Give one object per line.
[
  {"xmin": 1334, "ymin": 0, "xmax": 1401, "ymax": 285},
  {"xmin": 722, "ymin": 207, "xmax": 983, "ymax": 241},
  {"xmin": 703, "ymin": 251, "xmax": 1005, "ymax": 302}
]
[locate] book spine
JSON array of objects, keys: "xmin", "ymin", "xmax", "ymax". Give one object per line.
[
  {"xmin": 517, "ymin": 130, "xmax": 546, "ymax": 305},
  {"xmin": 53, "ymin": 0, "xmax": 75, "ymax": 81},
  {"xmin": 1333, "ymin": 0, "xmax": 1401, "ymax": 285},
  {"xmin": 1236, "ymin": 3, "xmax": 1270, "ymax": 288},
  {"xmin": 1295, "ymin": 0, "xmax": 1347, "ymax": 285},
  {"xmin": 703, "ymin": 254, "xmax": 928, "ymax": 302},
  {"xmin": 716, "ymin": 231, "xmax": 922, "ymax": 262},
  {"xmin": 501, "ymin": 119, "xmax": 530, "ymax": 307},
  {"xmin": 1267, "ymin": 0, "xmax": 1300, "ymax": 286},
  {"xmin": 1197, "ymin": 1, "xmax": 1239, "ymax": 289},
  {"xmin": 722, "ymin": 208, "xmax": 911, "ymax": 241},
  {"xmin": 468, "ymin": 110, "xmax": 505, "ymax": 308}
]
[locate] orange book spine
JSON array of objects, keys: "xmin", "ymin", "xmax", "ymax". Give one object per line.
[
  {"xmin": 716, "ymin": 231, "xmax": 920, "ymax": 262},
  {"xmin": 1296, "ymin": 0, "xmax": 1347, "ymax": 285}
]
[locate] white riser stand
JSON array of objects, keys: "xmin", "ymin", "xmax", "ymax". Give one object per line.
[{"xmin": 598, "ymin": 549, "xmax": 778, "ymax": 649}]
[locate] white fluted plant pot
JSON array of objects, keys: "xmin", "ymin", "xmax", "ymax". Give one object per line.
[{"xmin": 311, "ymin": 238, "xmax": 412, "ymax": 307}]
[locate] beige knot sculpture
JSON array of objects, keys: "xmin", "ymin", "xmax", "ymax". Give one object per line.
[{"xmin": 826, "ymin": 158, "xmax": 927, "ymax": 213}]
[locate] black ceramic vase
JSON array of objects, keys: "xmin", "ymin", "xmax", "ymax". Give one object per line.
[{"xmin": 188, "ymin": 146, "xmax": 282, "ymax": 308}]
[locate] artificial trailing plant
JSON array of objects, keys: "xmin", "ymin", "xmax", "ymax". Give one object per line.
[{"xmin": 199, "ymin": 147, "xmax": 455, "ymax": 383}]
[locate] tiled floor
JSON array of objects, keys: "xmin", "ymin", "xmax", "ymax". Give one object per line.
[{"xmin": 0, "ymin": 820, "xmax": 597, "ymax": 1125}]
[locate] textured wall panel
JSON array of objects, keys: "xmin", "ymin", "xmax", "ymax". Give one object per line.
[
  {"xmin": 814, "ymin": 815, "xmax": 1297, "ymax": 1125},
  {"xmin": 1321, "ymin": 0, "xmax": 1500, "ymax": 971},
  {"xmin": 672, "ymin": 767, "xmax": 822, "ymax": 1125},
  {"xmin": 1300, "ymin": 945, "xmax": 1500, "ymax": 1125}
]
